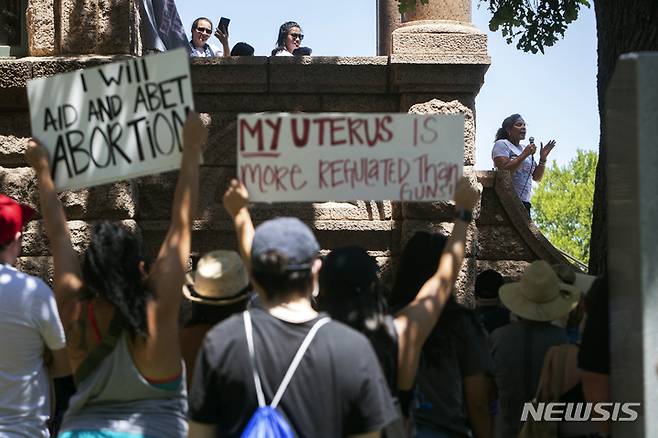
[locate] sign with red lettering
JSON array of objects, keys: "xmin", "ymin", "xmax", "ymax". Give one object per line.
[
  {"xmin": 238, "ymin": 113, "xmax": 464, "ymax": 201},
  {"xmin": 27, "ymin": 48, "xmax": 194, "ymax": 191}
]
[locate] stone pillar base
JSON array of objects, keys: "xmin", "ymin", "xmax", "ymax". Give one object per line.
[
  {"xmin": 26, "ymin": 0, "xmax": 56, "ymax": 56},
  {"xmin": 59, "ymin": 0, "xmax": 138, "ymax": 55},
  {"xmin": 392, "ymin": 20, "xmax": 488, "ymax": 57}
]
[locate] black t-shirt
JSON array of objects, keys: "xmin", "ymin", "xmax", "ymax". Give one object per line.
[
  {"xmin": 414, "ymin": 311, "xmax": 494, "ymax": 435},
  {"xmin": 188, "ymin": 305, "xmax": 398, "ymax": 437}
]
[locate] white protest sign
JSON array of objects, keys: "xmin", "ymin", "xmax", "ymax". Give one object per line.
[
  {"xmin": 27, "ymin": 48, "xmax": 194, "ymax": 191},
  {"xmin": 238, "ymin": 113, "xmax": 464, "ymax": 202}
]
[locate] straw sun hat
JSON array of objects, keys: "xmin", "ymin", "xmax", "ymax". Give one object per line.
[
  {"xmin": 499, "ymin": 260, "xmax": 581, "ymax": 322},
  {"xmin": 182, "ymin": 250, "xmax": 250, "ymax": 305}
]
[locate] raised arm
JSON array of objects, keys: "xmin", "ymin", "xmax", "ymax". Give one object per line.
[
  {"xmin": 222, "ymin": 179, "xmax": 254, "ymax": 272},
  {"xmin": 215, "ymin": 27, "xmax": 230, "ymax": 58},
  {"xmin": 148, "ymin": 112, "xmax": 206, "ymax": 320},
  {"xmin": 25, "ymin": 140, "xmax": 83, "ymax": 326},
  {"xmin": 394, "ymin": 176, "xmax": 481, "ymax": 390}
]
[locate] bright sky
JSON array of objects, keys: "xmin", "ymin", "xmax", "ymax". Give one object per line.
[{"xmin": 176, "ymin": 1, "xmax": 599, "ymax": 170}]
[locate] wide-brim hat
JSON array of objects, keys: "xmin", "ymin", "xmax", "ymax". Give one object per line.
[
  {"xmin": 182, "ymin": 250, "xmax": 250, "ymax": 305},
  {"xmin": 499, "ymin": 260, "xmax": 581, "ymax": 322}
]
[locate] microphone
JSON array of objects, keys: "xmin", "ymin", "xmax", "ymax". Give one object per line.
[{"xmin": 528, "ymin": 136, "xmax": 536, "ymax": 156}]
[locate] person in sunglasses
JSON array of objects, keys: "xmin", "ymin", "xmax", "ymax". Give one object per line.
[
  {"xmin": 188, "ymin": 17, "xmax": 229, "ymax": 58},
  {"xmin": 271, "ymin": 21, "xmax": 305, "ymax": 56}
]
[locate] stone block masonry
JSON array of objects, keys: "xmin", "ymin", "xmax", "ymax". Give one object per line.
[{"xmin": 0, "ymin": 55, "xmax": 572, "ymax": 304}]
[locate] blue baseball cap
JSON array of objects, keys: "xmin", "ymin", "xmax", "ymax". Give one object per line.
[{"xmin": 251, "ymin": 217, "xmax": 320, "ymax": 271}]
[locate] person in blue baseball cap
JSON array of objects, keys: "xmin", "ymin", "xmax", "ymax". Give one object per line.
[{"xmin": 187, "ymin": 181, "xmax": 398, "ymax": 437}]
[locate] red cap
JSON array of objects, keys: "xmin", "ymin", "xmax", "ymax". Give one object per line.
[{"xmin": 0, "ymin": 194, "xmax": 35, "ymax": 246}]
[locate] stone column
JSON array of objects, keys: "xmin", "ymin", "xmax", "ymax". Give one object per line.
[
  {"xmin": 607, "ymin": 52, "xmax": 658, "ymax": 437},
  {"xmin": 58, "ymin": 0, "xmax": 138, "ymax": 55},
  {"xmin": 26, "ymin": 0, "xmax": 140, "ymax": 56},
  {"xmin": 391, "ymin": 0, "xmax": 487, "ymax": 58},
  {"xmin": 26, "ymin": 0, "xmax": 57, "ymax": 56},
  {"xmin": 377, "ymin": 0, "xmax": 401, "ymax": 56}
]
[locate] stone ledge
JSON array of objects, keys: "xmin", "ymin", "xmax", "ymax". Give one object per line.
[
  {"xmin": 195, "ymin": 94, "xmax": 323, "ymax": 112},
  {"xmin": 390, "ymin": 54, "xmax": 492, "ymax": 65},
  {"xmin": 29, "ymin": 56, "xmax": 126, "ymax": 78},
  {"xmin": 1, "ymin": 55, "xmax": 490, "ymax": 97},
  {"xmin": 492, "ymin": 170, "xmax": 577, "ymax": 267},
  {"xmin": 0, "ymin": 60, "xmax": 33, "ymax": 88},
  {"xmin": 191, "ymin": 57, "xmax": 268, "ymax": 93},
  {"xmin": 270, "ymin": 57, "xmax": 390, "ymax": 94},
  {"xmin": 392, "ymin": 61, "xmax": 490, "ymax": 93}
]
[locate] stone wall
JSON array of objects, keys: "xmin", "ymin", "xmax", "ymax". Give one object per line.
[
  {"xmin": 25, "ymin": 0, "xmax": 139, "ymax": 56},
  {"xmin": 0, "ymin": 55, "xmax": 573, "ymax": 301}
]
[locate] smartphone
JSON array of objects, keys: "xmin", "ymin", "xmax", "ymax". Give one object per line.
[{"xmin": 218, "ymin": 17, "xmax": 230, "ymax": 35}]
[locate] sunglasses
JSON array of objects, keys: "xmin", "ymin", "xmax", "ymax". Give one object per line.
[
  {"xmin": 195, "ymin": 27, "xmax": 212, "ymax": 35},
  {"xmin": 289, "ymin": 32, "xmax": 304, "ymax": 41}
]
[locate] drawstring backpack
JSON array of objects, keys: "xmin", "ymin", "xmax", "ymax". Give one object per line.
[{"xmin": 241, "ymin": 310, "xmax": 331, "ymax": 438}]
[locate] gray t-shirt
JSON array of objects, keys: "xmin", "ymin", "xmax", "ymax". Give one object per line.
[
  {"xmin": 490, "ymin": 320, "xmax": 568, "ymax": 438},
  {"xmin": 413, "ymin": 311, "xmax": 494, "ymax": 437},
  {"xmin": 492, "ymin": 139, "xmax": 536, "ymax": 202}
]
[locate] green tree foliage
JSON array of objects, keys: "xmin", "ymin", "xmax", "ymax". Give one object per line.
[
  {"xmin": 479, "ymin": 0, "xmax": 591, "ymax": 53},
  {"xmin": 532, "ymin": 150, "xmax": 597, "ymax": 264},
  {"xmin": 398, "ymin": 0, "xmax": 590, "ymax": 53}
]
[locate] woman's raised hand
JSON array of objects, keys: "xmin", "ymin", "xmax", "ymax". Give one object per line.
[
  {"xmin": 453, "ymin": 175, "xmax": 482, "ymax": 212},
  {"xmin": 215, "ymin": 27, "xmax": 228, "ymax": 45},
  {"xmin": 223, "ymin": 179, "xmax": 250, "ymax": 218},
  {"xmin": 25, "ymin": 139, "xmax": 50, "ymax": 174},
  {"xmin": 539, "ymin": 140, "xmax": 556, "ymax": 161}
]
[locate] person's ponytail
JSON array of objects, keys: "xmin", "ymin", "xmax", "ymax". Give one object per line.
[
  {"xmin": 82, "ymin": 222, "xmax": 152, "ymax": 338},
  {"xmin": 495, "ymin": 113, "xmax": 522, "ymax": 142}
]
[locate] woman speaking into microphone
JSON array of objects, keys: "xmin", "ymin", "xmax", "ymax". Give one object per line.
[{"xmin": 491, "ymin": 114, "xmax": 556, "ymax": 215}]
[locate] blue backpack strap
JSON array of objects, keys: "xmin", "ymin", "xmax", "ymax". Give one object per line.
[
  {"xmin": 244, "ymin": 310, "xmax": 267, "ymax": 407},
  {"xmin": 242, "ymin": 310, "xmax": 331, "ymax": 408}
]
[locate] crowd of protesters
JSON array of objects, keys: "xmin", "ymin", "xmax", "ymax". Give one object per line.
[{"xmin": 0, "ymin": 113, "xmax": 612, "ymax": 438}]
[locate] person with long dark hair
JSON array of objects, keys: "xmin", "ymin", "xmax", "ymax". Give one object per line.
[
  {"xmin": 271, "ymin": 21, "xmax": 304, "ymax": 56},
  {"xmin": 491, "ymin": 114, "xmax": 555, "ymax": 214},
  {"xmin": 25, "ymin": 113, "xmax": 207, "ymax": 438},
  {"xmin": 389, "ymin": 230, "xmax": 496, "ymax": 438}
]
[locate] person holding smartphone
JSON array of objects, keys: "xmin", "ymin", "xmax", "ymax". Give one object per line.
[{"xmin": 188, "ymin": 17, "xmax": 229, "ymax": 57}]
